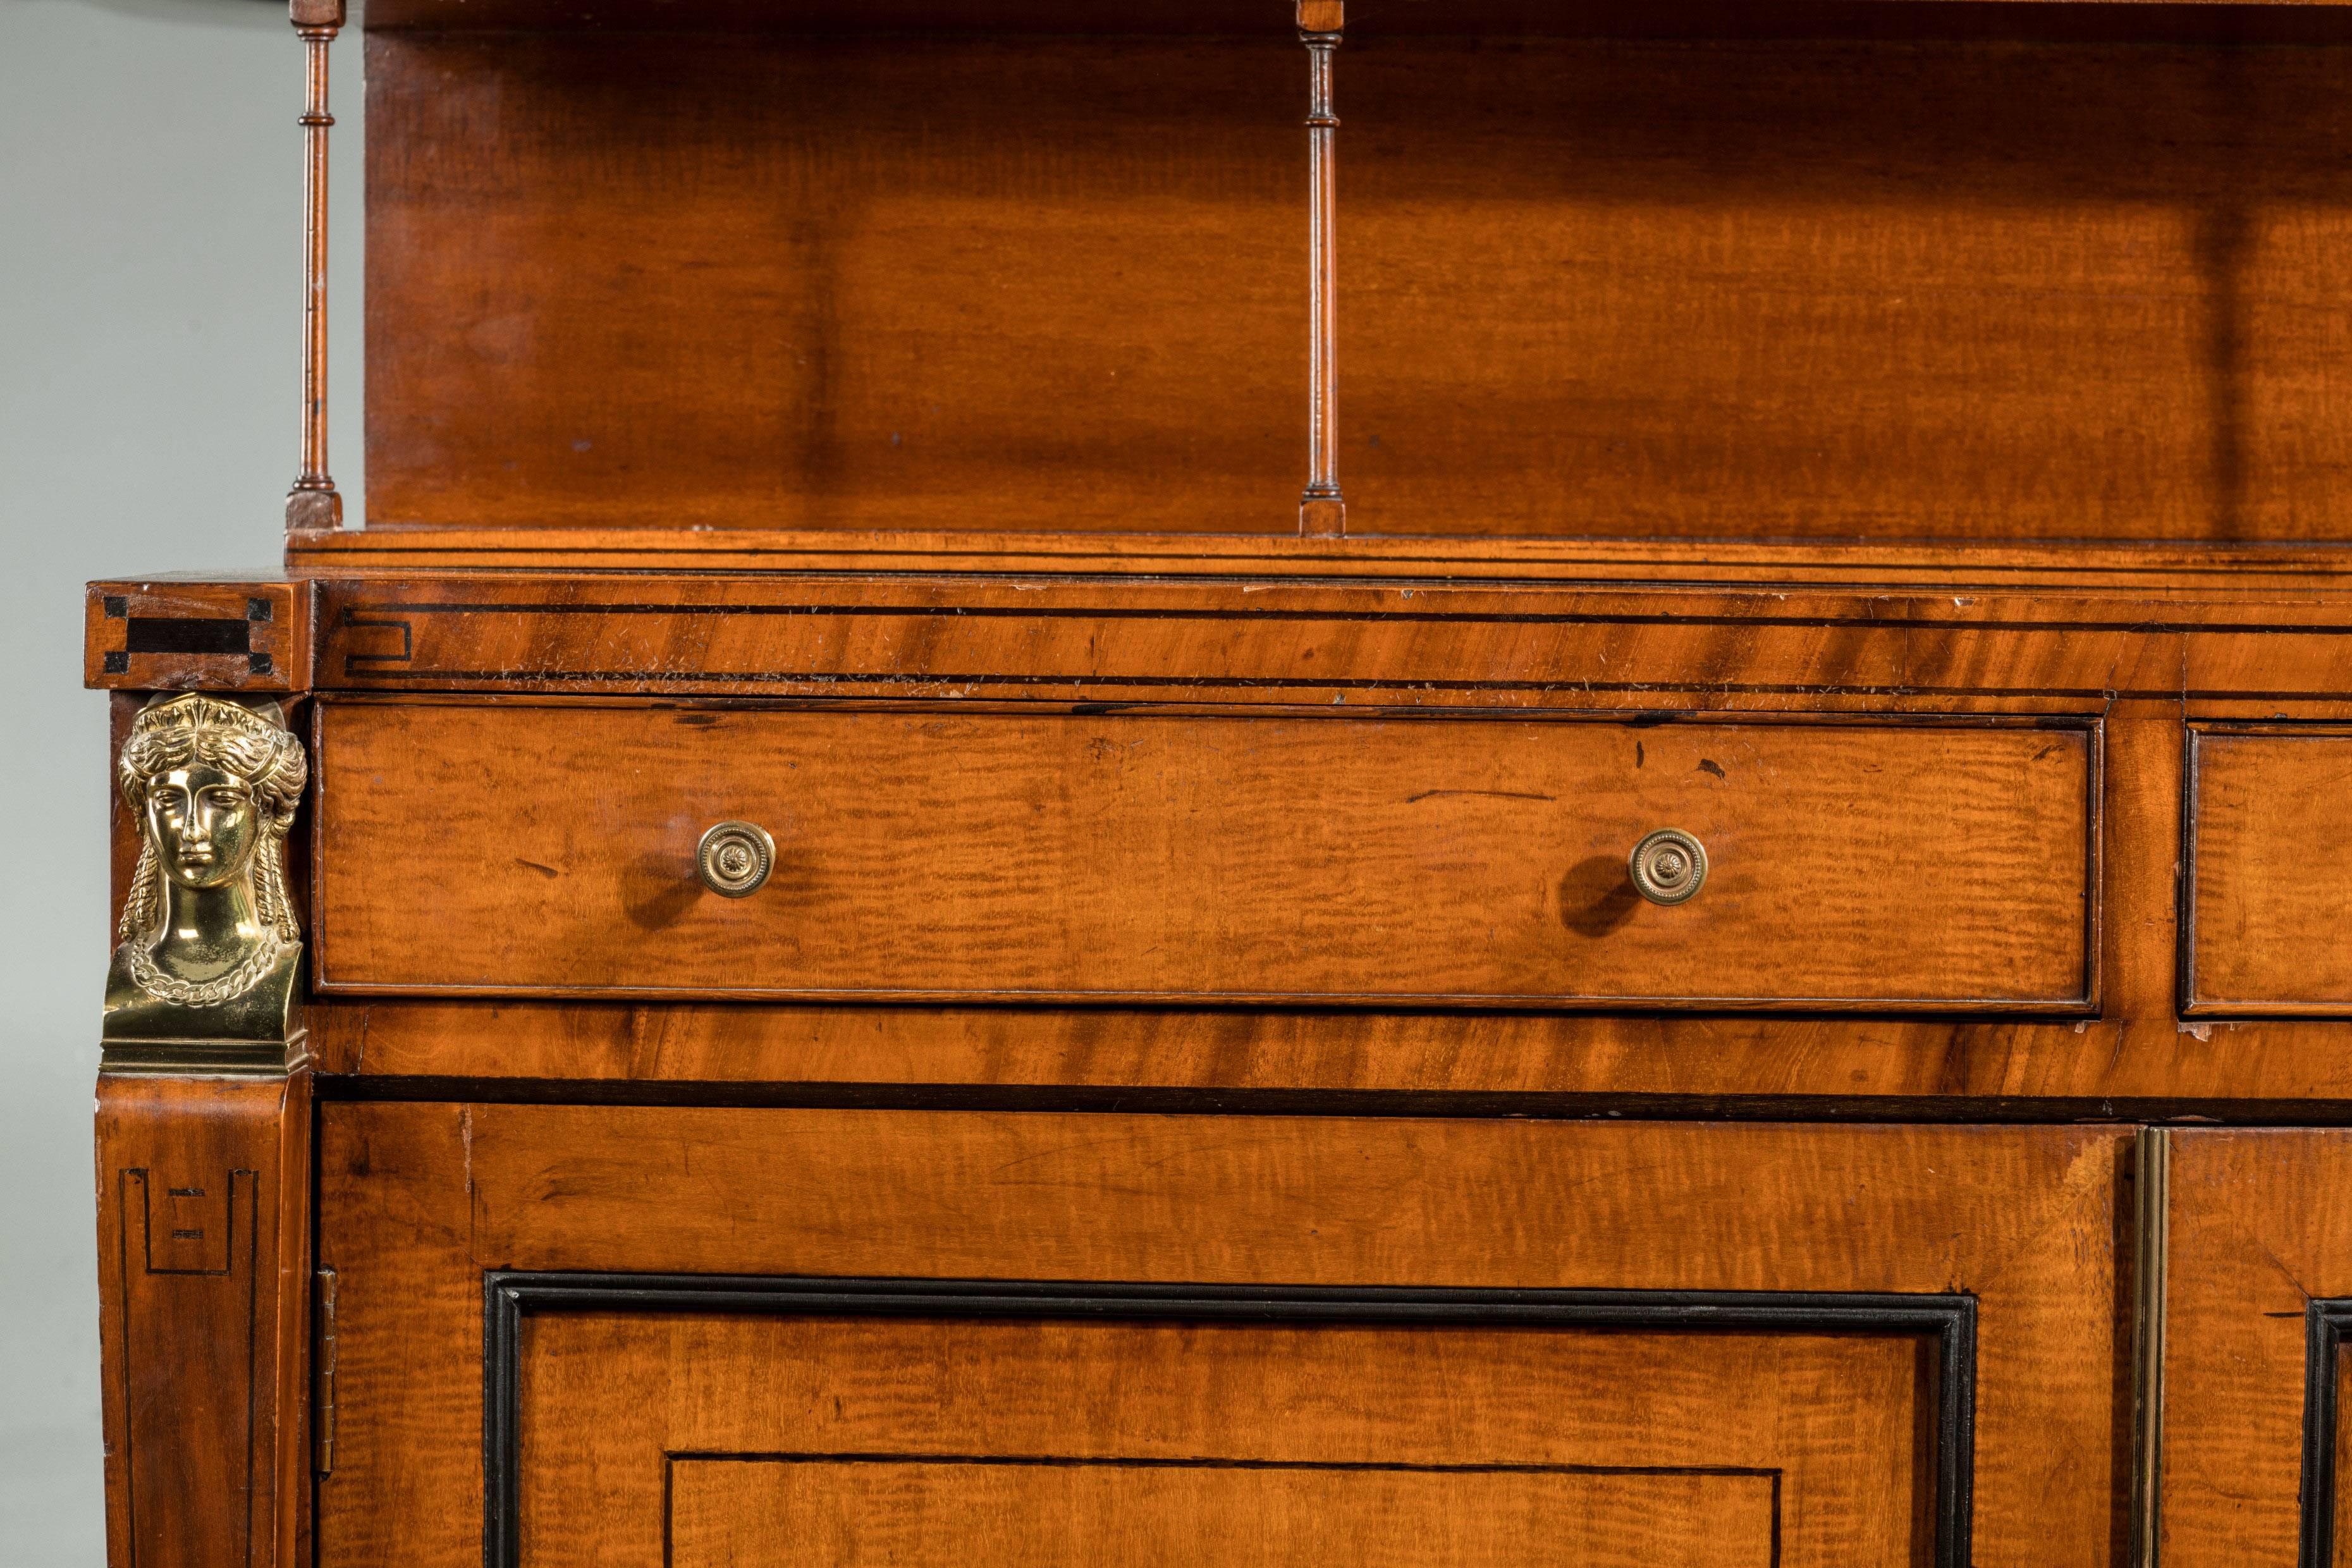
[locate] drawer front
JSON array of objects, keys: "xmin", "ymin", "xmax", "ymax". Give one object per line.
[
  {"xmin": 313, "ymin": 704, "xmax": 2096, "ymax": 1008},
  {"xmin": 2186, "ymin": 727, "xmax": 2352, "ymax": 1014}
]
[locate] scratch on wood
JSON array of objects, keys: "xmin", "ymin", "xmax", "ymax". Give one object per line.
[{"xmin": 1404, "ymin": 789, "xmax": 1558, "ymax": 804}]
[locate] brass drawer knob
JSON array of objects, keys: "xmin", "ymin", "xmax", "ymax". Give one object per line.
[
  {"xmin": 696, "ymin": 820, "xmax": 775, "ymax": 898},
  {"xmin": 1629, "ymin": 828, "xmax": 1708, "ymax": 906}
]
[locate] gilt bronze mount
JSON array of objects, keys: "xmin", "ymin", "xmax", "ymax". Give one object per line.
[{"xmin": 103, "ymin": 693, "xmax": 307, "ymax": 1063}]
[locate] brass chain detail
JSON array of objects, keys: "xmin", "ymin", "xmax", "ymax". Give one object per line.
[{"xmin": 126, "ymin": 932, "xmax": 284, "ymax": 1008}]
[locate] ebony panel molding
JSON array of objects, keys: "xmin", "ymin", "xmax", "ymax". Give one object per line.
[
  {"xmin": 2300, "ymin": 1298, "xmax": 2352, "ymax": 1565},
  {"xmin": 482, "ymin": 1271, "xmax": 1978, "ymax": 1568}
]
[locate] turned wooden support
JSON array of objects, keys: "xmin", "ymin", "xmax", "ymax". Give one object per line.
[
  {"xmin": 1299, "ymin": 1, "xmax": 1344, "ymax": 538},
  {"xmin": 286, "ymin": 0, "xmax": 345, "ymax": 532}
]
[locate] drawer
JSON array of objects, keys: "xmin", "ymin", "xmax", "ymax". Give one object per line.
[
  {"xmin": 312, "ymin": 704, "xmax": 2097, "ymax": 1009},
  {"xmin": 2186, "ymin": 726, "xmax": 2352, "ymax": 1014}
]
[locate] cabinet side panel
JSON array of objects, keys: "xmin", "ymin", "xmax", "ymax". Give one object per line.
[{"xmin": 95, "ymin": 1074, "xmax": 309, "ymax": 1568}]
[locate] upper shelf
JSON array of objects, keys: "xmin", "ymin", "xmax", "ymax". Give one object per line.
[
  {"xmin": 362, "ymin": 0, "xmax": 2352, "ymax": 39},
  {"xmin": 364, "ymin": 20, "xmax": 2352, "ymax": 546},
  {"xmin": 282, "ymin": 525, "xmax": 2352, "ymax": 594}
]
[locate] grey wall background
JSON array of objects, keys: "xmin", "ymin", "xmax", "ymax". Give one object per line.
[{"xmin": 1, "ymin": 0, "xmax": 362, "ymax": 1554}]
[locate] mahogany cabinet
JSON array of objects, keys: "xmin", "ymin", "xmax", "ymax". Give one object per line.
[{"xmin": 80, "ymin": 2, "xmax": 2352, "ymax": 1565}]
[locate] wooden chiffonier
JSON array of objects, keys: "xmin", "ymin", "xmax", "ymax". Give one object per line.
[{"xmin": 82, "ymin": 2, "xmax": 2352, "ymax": 1565}]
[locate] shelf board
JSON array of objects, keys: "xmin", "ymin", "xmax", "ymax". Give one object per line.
[
  {"xmin": 285, "ymin": 524, "xmax": 2352, "ymax": 591},
  {"xmin": 363, "ymin": 0, "xmax": 2352, "ymax": 42}
]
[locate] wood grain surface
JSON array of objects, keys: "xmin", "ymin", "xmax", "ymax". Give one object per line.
[
  {"xmin": 299, "ymin": 704, "xmax": 2212, "ymax": 1105},
  {"xmin": 2186, "ymin": 727, "xmax": 2352, "ymax": 1014},
  {"xmin": 365, "ymin": 33, "xmax": 1300, "ymax": 535},
  {"xmin": 2339, "ymin": 1355, "xmax": 2352, "ymax": 1566},
  {"xmin": 299, "ymin": 568, "xmax": 2352, "ymax": 713},
  {"xmin": 104, "ymin": 3, "xmax": 2352, "ymax": 1564},
  {"xmin": 309, "ymin": 703, "xmax": 2094, "ymax": 1007},
  {"xmin": 358, "ymin": 0, "xmax": 2352, "ymax": 37},
  {"xmin": 281, "ymin": 527, "xmax": 2352, "ymax": 584},
  {"xmin": 86, "ymin": 579, "xmax": 309, "ymax": 694},
  {"xmin": 537, "ymin": 1314, "xmax": 1886, "ymax": 1567},
  {"xmin": 667, "ymin": 1455, "xmax": 1772, "ymax": 1567},
  {"xmin": 314, "ymin": 1107, "xmax": 2124, "ymax": 1568},
  {"xmin": 262, "ymin": 691, "xmax": 2352, "ymax": 1109},
  {"xmin": 365, "ymin": 30, "xmax": 2352, "ymax": 542},
  {"xmin": 2159, "ymin": 1129, "xmax": 2352, "ymax": 1564},
  {"xmin": 95, "ymin": 1072, "xmax": 312, "ymax": 1568},
  {"xmin": 668, "ymin": 1458, "xmax": 1773, "ymax": 1567}
]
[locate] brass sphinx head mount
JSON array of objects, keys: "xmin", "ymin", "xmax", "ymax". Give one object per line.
[{"xmin": 106, "ymin": 694, "xmax": 307, "ymax": 1045}]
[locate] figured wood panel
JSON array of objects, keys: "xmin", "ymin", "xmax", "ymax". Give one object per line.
[
  {"xmin": 365, "ymin": 34, "xmax": 1299, "ymax": 535},
  {"xmin": 367, "ymin": 31, "xmax": 2352, "ymax": 541},
  {"xmin": 95, "ymin": 1073, "xmax": 311, "ymax": 1568},
  {"xmin": 2157, "ymin": 1130, "xmax": 2352, "ymax": 1565},
  {"xmin": 2338, "ymin": 1353, "xmax": 2352, "ymax": 1562},
  {"xmin": 667, "ymin": 1457, "xmax": 1773, "ymax": 1568},
  {"xmin": 309, "ymin": 573, "xmax": 2201, "ymax": 707},
  {"xmin": 311, "ymin": 704, "xmax": 2095, "ymax": 1007},
  {"xmin": 300, "ymin": 563, "xmax": 2352, "ymax": 711},
  {"xmin": 314, "ymin": 1110, "xmax": 2124, "ymax": 1568},
  {"xmin": 1345, "ymin": 37, "xmax": 2352, "ymax": 542},
  {"xmin": 527, "ymin": 1314, "xmax": 1878, "ymax": 1567},
  {"xmin": 2186, "ymin": 728, "xmax": 2352, "ymax": 1013},
  {"xmin": 307, "ymin": 702, "xmax": 2208, "ymax": 1106},
  {"xmin": 282, "ymin": 525, "xmax": 2352, "ymax": 585}
]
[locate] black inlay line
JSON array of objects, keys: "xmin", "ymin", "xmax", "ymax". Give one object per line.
[
  {"xmin": 2299, "ymin": 1299, "xmax": 2352, "ymax": 1565},
  {"xmin": 484, "ymin": 1272, "xmax": 1973, "ymax": 1568},
  {"xmin": 2181, "ymin": 725, "xmax": 2207, "ymax": 1018},
  {"xmin": 337, "ymin": 665, "xmax": 2170, "ymax": 699},
  {"xmin": 665, "ymin": 1449, "xmax": 1782, "ymax": 1479},
  {"xmin": 340, "ymin": 613, "xmax": 411, "ymax": 666},
  {"xmin": 318, "ymin": 977, "xmax": 2093, "ymax": 1012},
  {"xmin": 312, "ymin": 1076, "xmax": 2352, "ymax": 1127},
  {"xmin": 238, "ymin": 1174, "xmax": 259, "ymax": 1568},
  {"xmin": 114, "ymin": 1176, "xmax": 138, "ymax": 1559},
  {"xmin": 338, "ymin": 600, "xmax": 2352, "ymax": 637},
  {"xmin": 655, "ymin": 1447, "xmax": 1787, "ymax": 1556},
  {"xmin": 125, "ymin": 616, "xmax": 250, "ymax": 655},
  {"xmin": 318, "ymin": 694, "xmax": 2088, "ymax": 730}
]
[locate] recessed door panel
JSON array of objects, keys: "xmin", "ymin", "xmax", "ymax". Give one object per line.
[{"xmin": 519, "ymin": 1309, "xmax": 1918, "ymax": 1567}]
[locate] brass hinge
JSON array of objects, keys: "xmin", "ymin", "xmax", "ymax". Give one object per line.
[{"xmin": 312, "ymin": 1265, "xmax": 338, "ymax": 1477}]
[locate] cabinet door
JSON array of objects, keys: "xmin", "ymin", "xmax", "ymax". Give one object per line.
[
  {"xmin": 315, "ymin": 1108, "xmax": 2125, "ymax": 1568},
  {"xmin": 2164, "ymin": 1130, "xmax": 2352, "ymax": 1564}
]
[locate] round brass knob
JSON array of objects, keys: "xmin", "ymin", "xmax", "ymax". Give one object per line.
[
  {"xmin": 1629, "ymin": 828, "xmax": 1708, "ymax": 906},
  {"xmin": 696, "ymin": 820, "xmax": 775, "ymax": 898}
]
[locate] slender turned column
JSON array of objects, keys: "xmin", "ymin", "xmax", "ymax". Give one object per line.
[
  {"xmin": 286, "ymin": 0, "xmax": 345, "ymax": 532},
  {"xmin": 1299, "ymin": 1, "xmax": 1344, "ymax": 537}
]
